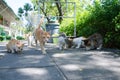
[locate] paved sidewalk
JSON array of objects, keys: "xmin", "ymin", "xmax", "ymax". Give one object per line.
[{"xmin": 0, "ymin": 41, "xmax": 120, "ymax": 80}]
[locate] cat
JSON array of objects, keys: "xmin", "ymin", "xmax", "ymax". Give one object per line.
[
  {"xmin": 27, "ymin": 32, "xmax": 35, "ymax": 47},
  {"xmin": 58, "ymin": 33, "xmax": 67, "ymax": 50},
  {"xmin": 83, "ymin": 33, "xmax": 103, "ymax": 50},
  {"xmin": 34, "ymin": 17, "xmax": 50, "ymax": 54},
  {"xmin": 72, "ymin": 37, "xmax": 86, "ymax": 48},
  {"xmin": 6, "ymin": 39, "xmax": 24, "ymax": 53},
  {"xmin": 58, "ymin": 33, "xmax": 73, "ymax": 50}
]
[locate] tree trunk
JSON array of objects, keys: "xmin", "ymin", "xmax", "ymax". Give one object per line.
[
  {"xmin": 40, "ymin": 7, "xmax": 50, "ymax": 23},
  {"xmin": 55, "ymin": 0, "xmax": 63, "ymax": 23}
]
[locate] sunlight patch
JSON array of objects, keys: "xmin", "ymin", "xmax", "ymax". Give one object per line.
[
  {"xmin": 52, "ymin": 53, "xmax": 72, "ymax": 58},
  {"xmin": 61, "ymin": 64, "xmax": 82, "ymax": 71},
  {"xmin": 17, "ymin": 68, "xmax": 47, "ymax": 76}
]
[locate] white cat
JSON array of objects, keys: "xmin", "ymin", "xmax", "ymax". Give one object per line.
[
  {"xmin": 26, "ymin": 32, "xmax": 35, "ymax": 47},
  {"xmin": 28, "ymin": 35, "xmax": 34, "ymax": 47},
  {"xmin": 58, "ymin": 33, "xmax": 73, "ymax": 50},
  {"xmin": 72, "ymin": 37, "xmax": 86, "ymax": 48},
  {"xmin": 58, "ymin": 33, "xmax": 67, "ymax": 50}
]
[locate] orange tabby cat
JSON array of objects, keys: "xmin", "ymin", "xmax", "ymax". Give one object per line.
[
  {"xmin": 34, "ymin": 17, "xmax": 50, "ymax": 54},
  {"xmin": 6, "ymin": 39, "xmax": 24, "ymax": 53}
]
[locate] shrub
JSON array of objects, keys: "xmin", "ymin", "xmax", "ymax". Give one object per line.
[
  {"xmin": 16, "ymin": 36, "xmax": 24, "ymax": 40},
  {"xmin": 1, "ymin": 32, "xmax": 6, "ymax": 36},
  {"xmin": 6, "ymin": 36, "xmax": 11, "ymax": 40},
  {"xmin": 0, "ymin": 35, "xmax": 4, "ymax": 41}
]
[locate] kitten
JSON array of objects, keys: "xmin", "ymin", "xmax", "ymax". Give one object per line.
[
  {"xmin": 58, "ymin": 33, "xmax": 67, "ymax": 50},
  {"xmin": 34, "ymin": 17, "xmax": 50, "ymax": 54},
  {"xmin": 27, "ymin": 32, "xmax": 34, "ymax": 47},
  {"xmin": 72, "ymin": 37, "xmax": 86, "ymax": 48},
  {"xmin": 65, "ymin": 38, "xmax": 73, "ymax": 48},
  {"xmin": 6, "ymin": 39, "xmax": 24, "ymax": 53},
  {"xmin": 58, "ymin": 33, "xmax": 73, "ymax": 50},
  {"xmin": 83, "ymin": 33, "xmax": 103, "ymax": 50}
]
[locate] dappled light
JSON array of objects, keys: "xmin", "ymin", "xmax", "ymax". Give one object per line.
[
  {"xmin": 52, "ymin": 53, "xmax": 73, "ymax": 58},
  {"xmin": 61, "ymin": 64, "xmax": 81, "ymax": 71},
  {"xmin": 1, "ymin": 41, "xmax": 120, "ymax": 80},
  {"xmin": 17, "ymin": 68, "xmax": 47, "ymax": 76}
]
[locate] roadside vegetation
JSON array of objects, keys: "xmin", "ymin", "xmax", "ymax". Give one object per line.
[
  {"xmin": 60, "ymin": 0, "xmax": 120, "ymax": 49},
  {"xmin": 0, "ymin": 26, "xmax": 24, "ymax": 41}
]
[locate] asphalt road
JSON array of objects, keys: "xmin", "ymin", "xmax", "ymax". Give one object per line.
[{"xmin": 0, "ymin": 41, "xmax": 120, "ymax": 80}]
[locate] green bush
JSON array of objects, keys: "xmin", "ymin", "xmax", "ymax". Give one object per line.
[
  {"xmin": 104, "ymin": 32, "xmax": 120, "ymax": 48},
  {"xmin": 6, "ymin": 36, "xmax": 11, "ymax": 40},
  {"xmin": 60, "ymin": 18, "xmax": 74, "ymax": 36},
  {"xmin": 1, "ymin": 32, "xmax": 6, "ymax": 36},
  {"xmin": 60, "ymin": 0, "xmax": 120, "ymax": 49},
  {"xmin": 0, "ymin": 27, "xmax": 3, "ymax": 33},
  {"xmin": 0, "ymin": 35, "xmax": 4, "ymax": 41},
  {"xmin": 16, "ymin": 36, "xmax": 24, "ymax": 40}
]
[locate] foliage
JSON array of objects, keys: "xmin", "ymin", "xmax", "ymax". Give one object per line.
[
  {"xmin": 10, "ymin": 20, "xmax": 26, "ymax": 37},
  {"xmin": 113, "ymin": 12, "xmax": 120, "ymax": 31},
  {"xmin": 59, "ymin": 18, "xmax": 74, "ymax": 36},
  {"xmin": 31, "ymin": 0, "xmax": 79, "ymax": 23},
  {"xmin": 1, "ymin": 32, "xmax": 6, "ymax": 36},
  {"xmin": 24, "ymin": 26, "xmax": 34, "ymax": 33},
  {"xmin": 18, "ymin": 3, "xmax": 33, "ymax": 32},
  {"xmin": 0, "ymin": 27, "xmax": 6, "ymax": 36},
  {"xmin": 16, "ymin": 36, "xmax": 24, "ymax": 40},
  {"xmin": 0, "ymin": 35, "xmax": 4, "ymax": 41},
  {"xmin": 0, "ymin": 35, "xmax": 12, "ymax": 41},
  {"xmin": 18, "ymin": 7, "xmax": 24, "ymax": 17},
  {"xmin": 0, "ymin": 26, "xmax": 10, "ymax": 41},
  {"xmin": 24, "ymin": 3, "xmax": 33, "ymax": 16},
  {"xmin": 6, "ymin": 36, "xmax": 11, "ymax": 40},
  {"xmin": 60, "ymin": 0, "xmax": 120, "ymax": 49},
  {"xmin": 0, "ymin": 26, "xmax": 4, "ymax": 34},
  {"xmin": 18, "ymin": 3, "xmax": 33, "ymax": 18}
]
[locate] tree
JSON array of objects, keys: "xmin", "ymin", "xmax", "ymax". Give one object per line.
[
  {"xmin": 31, "ymin": 0, "xmax": 77, "ymax": 23},
  {"xmin": 24, "ymin": 3, "xmax": 33, "ymax": 16},
  {"xmin": 18, "ymin": 3, "xmax": 33, "ymax": 18},
  {"xmin": 18, "ymin": 3, "xmax": 33, "ymax": 31},
  {"xmin": 18, "ymin": 7, "xmax": 24, "ymax": 18},
  {"xmin": 55, "ymin": 0, "xmax": 63, "ymax": 23}
]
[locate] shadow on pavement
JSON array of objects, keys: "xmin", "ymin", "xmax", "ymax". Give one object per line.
[{"xmin": 0, "ymin": 42, "xmax": 120, "ymax": 80}]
